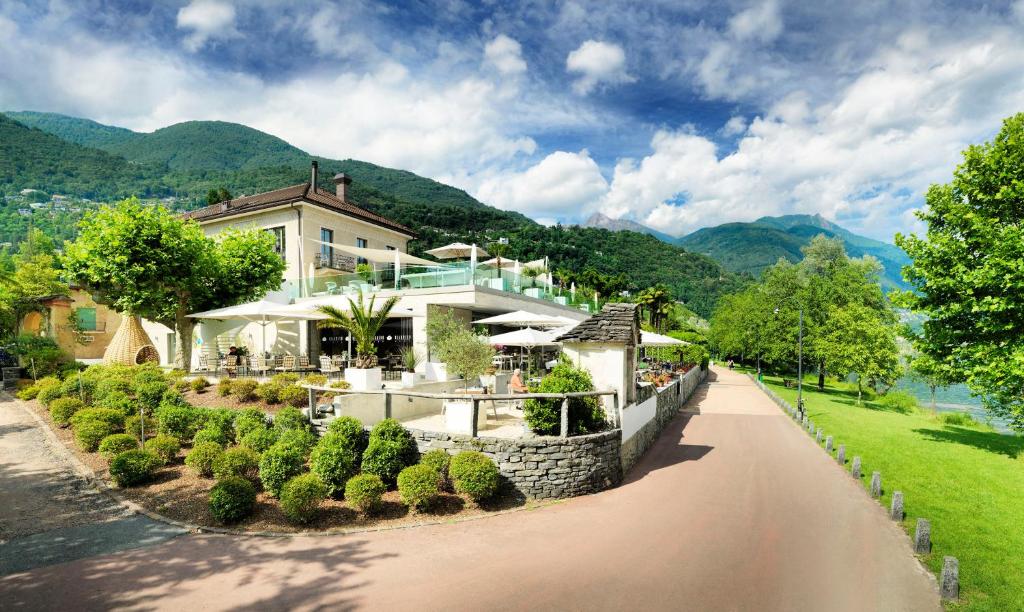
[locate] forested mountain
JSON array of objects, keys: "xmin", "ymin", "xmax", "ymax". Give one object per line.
[
  {"xmin": 678, "ymin": 214, "xmax": 910, "ymax": 289},
  {"xmin": 0, "ymin": 111, "xmax": 747, "ymax": 315}
]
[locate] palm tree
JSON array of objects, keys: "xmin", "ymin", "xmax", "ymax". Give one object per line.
[
  {"xmin": 636, "ymin": 285, "xmax": 674, "ymax": 332},
  {"xmin": 317, "ymin": 291, "xmax": 399, "ymax": 369},
  {"xmin": 487, "ymin": 241, "xmax": 510, "ymax": 279},
  {"xmin": 522, "ymin": 265, "xmax": 546, "ymax": 288},
  {"xmin": 553, "ymin": 269, "xmax": 572, "ymax": 295}
]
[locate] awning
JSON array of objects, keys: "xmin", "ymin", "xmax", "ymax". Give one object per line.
[
  {"xmin": 187, "ymin": 298, "xmax": 319, "ymax": 321},
  {"xmin": 640, "ymin": 330, "xmax": 689, "ymax": 346},
  {"xmin": 475, "ymin": 310, "xmax": 566, "ymax": 328},
  {"xmin": 266, "ymin": 295, "xmax": 415, "ymax": 320},
  {"xmin": 310, "ymin": 239, "xmax": 437, "ymax": 266}
]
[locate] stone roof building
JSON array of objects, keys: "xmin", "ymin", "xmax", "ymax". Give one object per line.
[{"xmin": 556, "ymin": 302, "xmax": 640, "ymax": 346}]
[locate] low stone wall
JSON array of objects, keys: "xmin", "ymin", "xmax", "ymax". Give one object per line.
[
  {"xmin": 410, "ymin": 428, "xmax": 622, "ymax": 500},
  {"xmin": 620, "ymin": 367, "xmax": 706, "ymax": 473}
]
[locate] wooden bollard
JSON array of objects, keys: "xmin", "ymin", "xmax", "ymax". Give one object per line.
[
  {"xmin": 851, "ymin": 456, "xmax": 861, "ymax": 479},
  {"xmin": 825, "ymin": 435, "xmax": 833, "ymax": 453},
  {"xmin": 837, "ymin": 444, "xmax": 845, "ymax": 464},
  {"xmin": 941, "ymin": 556, "xmax": 959, "ymax": 600},
  {"xmin": 914, "ymin": 518, "xmax": 931, "ymax": 554},
  {"xmin": 870, "ymin": 472, "xmax": 882, "ymax": 498},
  {"xmin": 890, "ymin": 491, "xmax": 904, "ymax": 520}
]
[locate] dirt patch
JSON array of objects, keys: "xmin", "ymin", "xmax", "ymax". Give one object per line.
[
  {"xmin": 24, "ymin": 398, "xmax": 534, "ymax": 534},
  {"xmin": 179, "ymin": 389, "xmax": 291, "ymax": 415}
]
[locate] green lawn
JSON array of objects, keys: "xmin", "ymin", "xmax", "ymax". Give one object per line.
[{"xmin": 761, "ymin": 374, "xmax": 1024, "ymax": 611}]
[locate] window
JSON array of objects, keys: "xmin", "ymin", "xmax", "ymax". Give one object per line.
[
  {"xmin": 76, "ymin": 307, "xmax": 97, "ymax": 331},
  {"xmin": 356, "ymin": 237, "xmax": 368, "ymax": 264},
  {"xmin": 320, "ymin": 228, "xmax": 334, "ymax": 263},
  {"xmin": 266, "ymin": 227, "xmax": 286, "ymax": 260}
]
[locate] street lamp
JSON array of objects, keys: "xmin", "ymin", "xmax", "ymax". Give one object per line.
[{"xmin": 774, "ymin": 304, "xmax": 805, "ymax": 419}]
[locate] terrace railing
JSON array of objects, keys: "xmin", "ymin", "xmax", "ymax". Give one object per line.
[{"xmin": 302, "ymin": 384, "xmax": 619, "ymax": 438}]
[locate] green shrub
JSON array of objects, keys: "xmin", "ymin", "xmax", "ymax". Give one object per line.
[
  {"xmin": 212, "ymin": 446, "xmax": 261, "ymax": 482},
  {"xmin": 217, "ymin": 378, "xmax": 233, "ymax": 397},
  {"xmin": 330, "ymin": 380, "xmax": 351, "ymax": 390},
  {"xmin": 344, "ymin": 474, "xmax": 386, "ymax": 513},
  {"xmin": 277, "ymin": 429, "xmax": 316, "ymax": 458},
  {"xmin": 94, "ymin": 377, "xmax": 133, "ymax": 403},
  {"xmin": 524, "ymin": 361, "xmax": 605, "ymax": 435},
  {"xmin": 419, "ymin": 449, "xmax": 452, "ymax": 488},
  {"xmin": 193, "ymin": 427, "xmax": 228, "ymax": 448},
  {"xmin": 208, "ymin": 476, "xmax": 257, "ymax": 524},
  {"xmin": 14, "ymin": 334, "xmax": 66, "ymax": 377},
  {"xmin": 156, "ymin": 404, "xmax": 203, "ymax": 441},
  {"xmin": 97, "ymin": 391, "xmax": 134, "ymax": 415},
  {"xmin": 258, "ymin": 443, "xmax": 305, "ymax": 497},
  {"xmin": 232, "ymin": 379, "xmax": 258, "ymax": 402},
  {"xmin": 70, "ymin": 408, "xmax": 125, "ymax": 430},
  {"xmin": 37, "ymin": 378, "xmax": 65, "ymax": 406},
  {"xmin": 200, "ymin": 408, "xmax": 237, "ymax": 442},
  {"xmin": 185, "ymin": 441, "xmax": 224, "ymax": 477},
  {"xmin": 241, "ymin": 427, "xmax": 279, "ymax": 453},
  {"xmin": 234, "ymin": 408, "xmax": 268, "ymax": 439},
  {"xmin": 144, "ymin": 434, "xmax": 181, "ymax": 465},
  {"xmin": 161, "ymin": 388, "xmax": 187, "ymax": 407},
  {"xmin": 449, "ymin": 451, "xmax": 500, "ymax": 502},
  {"xmin": 279, "ymin": 385, "xmax": 307, "ymax": 407},
  {"xmin": 361, "ymin": 419, "xmax": 417, "ymax": 486},
  {"xmin": 74, "ymin": 419, "xmax": 117, "ymax": 452},
  {"xmin": 256, "ymin": 382, "xmax": 283, "ymax": 404},
  {"xmin": 109, "ymin": 450, "xmax": 161, "ymax": 487},
  {"xmin": 58, "ymin": 376, "xmax": 93, "ymax": 404},
  {"xmin": 273, "ymin": 406, "xmax": 307, "ymax": 432},
  {"xmin": 135, "ymin": 380, "xmax": 169, "ymax": 412},
  {"xmin": 877, "ymin": 390, "xmax": 919, "ymax": 414},
  {"xmin": 326, "ymin": 416, "xmax": 367, "ymax": 457},
  {"xmin": 124, "ymin": 414, "xmax": 157, "ymax": 440},
  {"xmin": 174, "ymin": 379, "xmax": 191, "ymax": 393},
  {"xmin": 941, "ymin": 411, "xmax": 980, "ymax": 427},
  {"xmin": 310, "ymin": 434, "xmax": 358, "ymax": 497},
  {"xmin": 49, "ymin": 397, "xmax": 85, "ymax": 426},
  {"xmin": 280, "ymin": 473, "xmax": 328, "ymax": 524},
  {"xmin": 397, "ymin": 464, "xmax": 440, "ymax": 511},
  {"xmin": 190, "ymin": 377, "xmax": 211, "ymax": 393},
  {"xmin": 17, "ymin": 384, "xmax": 41, "ymax": 400},
  {"xmin": 270, "ymin": 372, "xmax": 300, "ymax": 385},
  {"xmin": 98, "ymin": 433, "xmax": 139, "ymax": 458},
  {"xmin": 301, "ymin": 373, "xmax": 327, "ymax": 386}
]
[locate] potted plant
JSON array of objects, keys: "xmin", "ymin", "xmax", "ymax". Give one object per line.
[
  {"xmin": 317, "ymin": 291, "xmax": 398, "ymax": 391},
  {"xmin": 400, "ymin": 347, "xmax": 421, "ymax": 388},
  {"xmin": 427, "ymin": 310, "xmax": 496, "ymax": 434}
]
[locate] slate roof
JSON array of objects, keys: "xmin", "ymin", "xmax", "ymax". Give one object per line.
[
  {"xmin": 555, "ymin": 303, "xmax": 639, "ymax": 345},
  {"xmin": 182, "ymin": 182, "xmax": 416, "ymax": 237}
]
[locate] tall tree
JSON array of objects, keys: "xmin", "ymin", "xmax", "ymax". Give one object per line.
[
  {"xmin": 0, "ymin": 228, "xmax": 68, "ymax": 335},
  {"xmin": 896, "ymin": 113, "xmax": 1024, "ymax": 431},
  {"xmin": 813, "ymin": 304, "xmax": 900, "ymax": 403},
  {"xmin": 63, "ymin": 198, "xmax": 285, "ymax": 369}
]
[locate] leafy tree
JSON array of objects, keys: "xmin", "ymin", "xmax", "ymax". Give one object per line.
[
  {"xmin": 0, "ymin": 228, "xmax": 68, "ymax": 335},
  {"xmin": 895, "ymin": 113, "xmax": 1024, "ymax": 431},
  {"xmin": 206, "ymin": 188, "xmax": 232, "ymax": 205},
  {"xmin": 907, "ymin": 353, "xmax": 953, "ymax": 413},
  {"xmin": 813, "ymin": 304, "xmax": 900, "ymax": 403},
  {"xmin": 317, "ymin": 291, "xmax": 398, "ymax": 369},
  {"xmin": 63, "ymin": 198, "xmax": 285, "ymax": 368}
]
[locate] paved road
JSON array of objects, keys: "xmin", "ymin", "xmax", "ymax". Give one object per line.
[
  {"xmin": 0, "ymin": 395, "xmax": 185, "ymax": 575},
  {"xmin": 0, "ymin": 369, "xmax": 939, "ymax": 611}
]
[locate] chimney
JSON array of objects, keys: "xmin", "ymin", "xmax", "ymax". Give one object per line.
[
  {"xmin": 333, "ymin": 172, "xmax": 352, "ymax": 201},
  {"xmin": 310, "ymin": 160, "xmax": 319, "ymax": 192}
]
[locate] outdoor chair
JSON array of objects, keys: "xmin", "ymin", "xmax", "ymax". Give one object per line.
[
  {"xmin": 222, "ymin": 355, "xmax": 239, "ymax": 377},
  {"xmin": 320, "ymin": 355, "xmax": 341, "ymax": 378},
  {"xmin": 277, "ymin": 355, "xmax": 296, "ymax": 372},
  {"xmin": 298, "ymin": 355, "xmax": 313, "ymax": 371},
  {"xmin": 197, "ymin": 354, "xmax": 210, "ymax": 373},
  {"xmin": 250, "ymin": 356, "xmax": 270, "ymax": 377}
]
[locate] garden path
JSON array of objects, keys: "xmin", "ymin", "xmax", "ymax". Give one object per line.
[{"xmin": 0, "ymin": 368, "xmax": 940, "ymax": 610}]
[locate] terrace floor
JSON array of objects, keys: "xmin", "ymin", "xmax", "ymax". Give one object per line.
[{"xmin": 399, "ymin": 401, "xmax": 527, "ymax": 439}]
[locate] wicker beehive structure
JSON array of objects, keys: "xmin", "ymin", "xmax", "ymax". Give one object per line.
[{"xmin": 103, "ymin": 315, "xmax": 159, "ymax": 365}]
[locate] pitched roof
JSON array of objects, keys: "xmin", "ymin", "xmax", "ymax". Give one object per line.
[
  {"xmin": 555, "ymin": 303, "xmax": 639, "ymax": 345},
  {"xmin": 182, "ymin": 183, "xmax": 416, "ymax": 237}
]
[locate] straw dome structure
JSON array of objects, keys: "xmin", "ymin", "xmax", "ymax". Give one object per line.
[{"xmin": 103, "ymin": 315, "xmax": 159, "ymax": 365}]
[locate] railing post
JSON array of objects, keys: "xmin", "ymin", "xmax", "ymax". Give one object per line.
[
  {"xmin": 559, "ymin": 398, "xmax": 569, "ymax": 438},
  {"xmin": 385, "ymin": 391, "xmax": 393, "ymax": 419},
  {"xmin": 612, "ymin": 392, "xmax": 620, "ymax": 428},
  {"xmin": 307, "ymin": 386, "xmax": 316, "ymax": 422},
  {"xmin": 471, "ymin": 398, "xmax": 480, "ymax": 437}
]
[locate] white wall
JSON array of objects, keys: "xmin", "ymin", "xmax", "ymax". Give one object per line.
[{"xmin": 620, "ymin": 393, "xmax": 657, "ymax": 441}]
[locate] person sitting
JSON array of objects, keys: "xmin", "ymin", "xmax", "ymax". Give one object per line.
[
  {"xmin": 228, "ymin": 346, "xmax": 239, "ymax": 357},
  {"xmin": 509, "ymin": 368, "xmax": 528, "ymax": 393}
]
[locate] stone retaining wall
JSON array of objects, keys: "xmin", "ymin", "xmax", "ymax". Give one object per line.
[
  {"xmin": 409, "ymin": 428, "xmax": 622, "ymax": 500},
  {"xmin": 620, "ymin": 367, "xmax": 706, "ymax": 473}
]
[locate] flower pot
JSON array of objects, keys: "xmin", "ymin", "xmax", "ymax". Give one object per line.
[
  {"xmin": 401, "ymin": 371, "xmax": 417, "ymax": 388},
  {"xmin": 443, "ymin": 398, "xmax": 486, "ymax": 435},
  {"xmin": 344, "ymin": 367, "xmax": 382, "ymax": 391},
  {"xmin": 425, "ymin": 362, "xmax": 449, "ymax": 381}
]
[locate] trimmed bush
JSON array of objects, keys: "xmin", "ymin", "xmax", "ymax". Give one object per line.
[
  {"xmin": 193, "ymin": 427, "xmax": 227, "ymax": 448},
  {"xmin": 212, "ymin": 446, "xmax": 261, "ymax": 482},
  {"xmin": 217, "ymin": 378, "xmax": 233, "ymax": 397},
  {"xmin": 330, "ymin": 380, "xmax": 351, "ymax": 390},
  {"xmin": 37, "ymin": 378, "xmax": 65, "ymax": 406},
  {"xmin": 74, "ymin": 419, "xmax": 116, "ymax": 452},
  {"xmin": 878, "ymin": 390, "xmax": 919, "ymax": 414},
  {"xmin": 109, "ymin": 450, "xmax": 161, "ymax": 487},
  {"xmin": 270, "ymin": 372, "xmax": 300, "ymax": 385},
  {"xmin": 234, "ymin": 408, "xmax": 268, "ymax": 440},
  {"xmin": 49, "ymin": 397, "xmax": 85, "ymax": 426},
  {"xmin": 279, "ymin": 385, "xmax": 307, "ymax": 407},
  {"xmin": 398, "ymin": 464, "xmax": 440, "ymax": 511},
  {"xmin": 326, "ymin": 416, "xmax": 367, "ymax": 457},
  {"xmin": 144, "ymin": 434, "xmax": 181, "ymax": 465},
  {"xmin": 449, "ymin": 451, "xmax": 500, "ymax": 502},
  {"xmin": 185, "ymin": 441, "xmax": 224, "ymax": 477},
  {"xmin": 161, "ymin": 388, "xmax": 187, "ymax": 407},
  {"xmin": 280, "ymin": 473, "xmax": 328, "ymax": 524},
  {"xmin": 241, "ymin": 427, "xmax": 279, "ymax": 453},
  {"xmin": 277, "ymin": 429, "xmax": 316, "ymax": 458},
  {"xmin": 70, "ymin": 408, "xmax": 125, "ymax": 430},
  {"xmin": 258, "ymin": 443, "xmax": 305, "ymax": 497},
  {"xmin": 310, "ymin": 434, "xmax": 358, "ymax": 497},
  {"xmin": 135, "ymin": 380, "xmax": 170, "ymax": 412},
  {"xmin": 273, "ymin": 406, "xmax": 307, "ymax": 432},
  {"xmin": 344, "ymin": 474, "xmax": 386, "ymax": 513},
  {"xmin": 209, "ymin": 476, "xmax": 257, "ymax": 524},
  {"xmin": 124, "ymin": 414, "xmax": 157, "ymax": 441},
  {"xmin": 420, "ymin": 449, "xmax": 452, "ymax": 488},
  {"xmin": 200, "ymin": 408, "xmax": 237, "ymax": 443},
  {"xmin": 301, "ymin": 374, "xmax": 327, "ymax": 386},
  {"xmin": 58, "ymin": 376, "xmax": 94, "ymax": 404},
  {"xmin": 174, "ymin": 379, "xmax": 191, "ymax": 393},
  {"xmin": 524, "ymin": 361, "xmax": 605, "ymax": 435},
  {"xmin": 232, "ymin": 379, "xmax": 258, "ymax": 402},
  {"xmin": 190, "ymin": 377, "xmax": 211, "ymax": 393},
  {"xmin": 17, "ymin": 384, "xmax": 41, "ymax": 400},
  {"xmin": 156, "ymin": 404, "xmax": 203, "ymax": 441},
  {"xmin": 99, "ymin": 433, "xmax": 139, "ymax": 458},
  {"xmin": 256, "ymin": 382, "xmax": 283, "ymax": 404},
  {"xmin": 361, "ymin": 419, "xmax": 417, "ymax": 486},
  {"xmin": 94, "ymin": 377, "xmax": 133, "ymax": 403},
  {"xmin": 97, "ymin": 391, "xmax": 134, "ymax": 415}
]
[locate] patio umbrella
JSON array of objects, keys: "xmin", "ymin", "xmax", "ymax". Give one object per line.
[
  {"xmin": 570, "ymin": 282, "xmax": 576, "ymax": 302},
  {"xmin": 425, "ymin": 242, "xmax": 490, "ymax": 260},
  {"xmin": 187, "ymin": 298, "xmax": 321, "ymax": 355},
  {"xmin": 394, "ymin": 249, "xmax": 402, "ymax": 289},
  {"xmin": 488, "ymin": 326, "xmax": 561, "ymax": 372},
  {"xmin": 475, "ymin": 310, "xmax": 566, "ymax": 328},
  {"xmin": 640, "ymin": 330, "xmax": 688, "ymax": 346}
]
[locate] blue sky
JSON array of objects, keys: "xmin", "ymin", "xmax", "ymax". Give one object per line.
[{"xmin": 2, "ymin": 0, "xmax": 1024, "ymax": 241}]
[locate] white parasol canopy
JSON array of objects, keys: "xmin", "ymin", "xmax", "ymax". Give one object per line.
[
  {"xmin": 310, "ymin": 240, "xmax": 436, "ymax": 266},
  {"xmin": 488, "ymin": 327, "xmax": 561, "ymax": 348},
  {"xmin": 640, "ymin": 330, "xmax": 689, "ymax": 346},
  {"xmin": 475, "ymin": 310, "xmax": 566, "ymax": 328},
  {"xmin": 266, "ymin": 294, "xmax": 415, "ymax": 321},
  {"xmin": 187, "ymin": 298, "xmax": 322, "ymax": 354},
  {"xmin": 481, "ymin": 257, "xmax": 518, "ymax": 269},
  {"xmin": 425, "ymin": 242, "xmax": 489, "ymax": 260}
]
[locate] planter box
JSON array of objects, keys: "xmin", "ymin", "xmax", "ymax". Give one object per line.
[
  {"xmin": 401, "ymin": 371, "xmax": 417, "ymax": 388},
  {"xmin": 425, "ymin": 362, "xmax": 449, "ymax": 381},
  {"xmin": 443, "ymin": 398, "xmax": 487, "ymax": 435},
  {"xmin": 344, "ymin": 367, "xmax": 382, "ymax": 391}
]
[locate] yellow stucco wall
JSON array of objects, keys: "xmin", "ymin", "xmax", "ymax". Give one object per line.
[{"xmin": 21, "ymin": 289, "xmax": 122, "ymax": 361}]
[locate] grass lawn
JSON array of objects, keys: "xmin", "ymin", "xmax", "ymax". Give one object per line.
[{"xmin": 761, "ymin": 374, "xmax": 1024, "ymax": 611}]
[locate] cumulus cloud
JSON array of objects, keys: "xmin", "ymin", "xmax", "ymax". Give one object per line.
[
  {"xmin": 728, "ymin": 0, "xmax": 783, "ymax": 43},
  {"xmin": 176, "ymin": 0, "xmax": 239, "ymax": 52},
  {"xmin": 721, "ymin": 115, "xmax": 747, "ymax": 137},
  {"xmin": 566, "ymin": 40, "xmax": 634, "ymax": 94},
  {"xmin": 475, "ymin": 150, "xmax": 608, "ymax": 217},
  {"xmin": 484, "ymin": 34, "xmax": 527, "ymax": 75}
]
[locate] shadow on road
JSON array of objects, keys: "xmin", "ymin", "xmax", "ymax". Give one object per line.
[{"xmin": 623, "ymin": 413, "xmax": 714, "ymax": 484}]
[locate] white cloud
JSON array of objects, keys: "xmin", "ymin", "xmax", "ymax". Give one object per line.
[
  {"xmin": 176, "ymin": 0, "xmax": 239, "ymax": 52},
  {"xmin": 566, "ymin": 40, "xmax": 634, "ymax": 95},
  {"xmin": 721, "ymin": 115, "xmax": 747, "ymax": 137},
  {"xmin": 484, "ymin": 34, "xmax": 527, "ymax": 75},
  {"xmin": 475, "ymin": 150, "xmax": 608, "ymax": 217},
  {"xmin": 728, "ymin": 0, "xmax": 783, "ymax": 43}
]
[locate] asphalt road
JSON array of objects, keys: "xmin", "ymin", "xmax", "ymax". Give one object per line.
[{"xmin": 0, "ymin": 368, "xmax": 939, "ymax": 611}]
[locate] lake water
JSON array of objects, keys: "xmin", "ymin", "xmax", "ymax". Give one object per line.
[{"xmin": 893, "ymin": 377, "xmax": 1013, "ymax": 433}]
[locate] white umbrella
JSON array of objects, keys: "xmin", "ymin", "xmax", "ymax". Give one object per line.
[
  {"xmin": 187, "ymin": 298, "xmax": 320, "ymax": 355},
  {"xmin": 481, "ymin": 257, "xmax": 518, "ymax": 269},
  {"xmin": 488, "ymin": 327, "xmax": 561, "ymax": 348},
  {"xmin": 640, "ymin": 330, "xmax": 688, "ymax": 346},
  {"xmin": 570, "ymin": 282, "xmax": 576, "ymax": 302},
  {"xmin": 425, "ymin": 242, "xmax": 490, "ymax": 260},
  {"xmin": 475, "ymin": 310, "xmax": 565, "ymax": 328}
]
